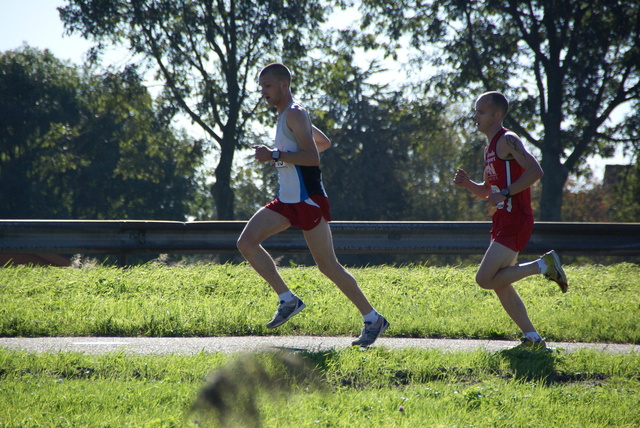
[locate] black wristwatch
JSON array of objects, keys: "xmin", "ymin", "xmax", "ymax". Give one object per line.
[
  {"xmin": 500, "ymin": 188, "xmax": 511, "ymax": 198},
  {"xmin": 272, "ymin": 149, "xmax": 281, "ymax": 160}
]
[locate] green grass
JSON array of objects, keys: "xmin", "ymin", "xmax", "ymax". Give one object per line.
[
  {"xmin": 1, "ymin": 263, "xmax": 639, "ymax": 426},
  {"xmin": 0, "ymin": 347, "xmax": 638, "ymax": 427},
  {"xmin": 0, "ymin": 263, "xmax": 638, "ymax": 342}
]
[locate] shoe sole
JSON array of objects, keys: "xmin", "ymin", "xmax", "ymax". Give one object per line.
[
  {"xmin": 549, "ymin": 251, "xmax": 568, "ymax": 293},
  {"xmin": 266, "ymin": 302, "xmax": 306, "ymax": 329}
]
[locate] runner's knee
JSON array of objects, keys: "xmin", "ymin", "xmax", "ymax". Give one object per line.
[
  {"xmin": 475, "ymin": 272, "xmax": 493, "ymax": 289},
  {"xmin": 316, "ymin": 258, "xmax": 342, "ymax": 277},
  {"xmin": 236, "ymin": 236, "xmax": 246, "ymax": 254},
  {"xmin": 236, "ymin": 233, "xmax": 256, "ymax": 255}
]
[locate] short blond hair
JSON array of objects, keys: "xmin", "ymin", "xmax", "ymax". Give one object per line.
[
  {"xmin": 480, "ymin": 91, "xmax": 509, "ymax": 116},
  {"xmin": 259, "ymin": 63, "xmax": 291, "ymax": 84}
]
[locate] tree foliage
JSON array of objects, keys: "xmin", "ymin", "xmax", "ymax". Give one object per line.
[
  {"xmin": 59, "ymin": 0, "xmax": 335, "ymax": 219},
  {"xmin": 608, "ymin": 160, "xmax": 640, "ymax": 223},
  {"xmin": 0, "ymin": 46, "xmax": 202, "ymax": 220},
  {"xmin": 361, "ymin": 0, "xmax": 640, "ymax": 220},
  {"xmin": 0, "ymin": 47, "xmax": 82, "ymax": 218}
]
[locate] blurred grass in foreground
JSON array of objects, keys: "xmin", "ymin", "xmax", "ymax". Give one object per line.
[{"xmin": 0, "ymin": 346, "xmax": 638, "ymax": 427}]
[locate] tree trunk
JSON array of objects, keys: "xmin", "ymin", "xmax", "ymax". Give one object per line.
[
  {"xmin": 211, "ymin": 141, "xmax": 235, "ymax": 220},
  {"xmin": 539, "ymin": 152, "xmax": 568, "ymax": 221}
]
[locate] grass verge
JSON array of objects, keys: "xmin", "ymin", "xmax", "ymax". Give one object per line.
[{"xmin": 1, "ymin": 263, "xmax": 638, "ymax": 343}]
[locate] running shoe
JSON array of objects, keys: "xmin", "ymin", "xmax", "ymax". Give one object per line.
[
  {"xmin": 518, "ymin": 336, "xmax": 547, "ymax": 350},
  {"xmin": 541, "ymin": 250, "xmax": 568, "ymax": 293},
  {"xmin": 351, "ymin": 314, "xmax": 389, "ymax": 347},
  {"xmin": 266, "ymin": 296, "xmax": 306, "ymax": 329}
]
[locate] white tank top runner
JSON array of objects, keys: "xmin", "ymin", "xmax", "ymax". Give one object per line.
[{"xmin": 273, "ymin": 101, "xmax": 326, "ymax": 204}]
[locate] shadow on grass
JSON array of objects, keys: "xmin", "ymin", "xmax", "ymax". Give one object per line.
[
  {"xmin": 498, "ymin": 345, "xmax": 557, "ymax": 383},
  {"xmin": 497, "ymin": 345, "xmax": 610, "ymax": 386}
]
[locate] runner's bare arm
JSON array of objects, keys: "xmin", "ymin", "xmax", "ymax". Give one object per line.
[
  {"xmin": 497, "ymin": 133, "xmax": 544, "ymax": 195},
  {"xmin": 252, "ymin": 108, "xmax": 324, "ymax": 165},
  {"xmin": 453, "ymin": 168, "xmax": 492, "ymax": 199},
  {"xmin": 278, "ymin": 106, "xmax": 320, "ymax": 166},
  {"xmin": 312, "ymin": 126, "xmax": 331, "ymax": 153}
]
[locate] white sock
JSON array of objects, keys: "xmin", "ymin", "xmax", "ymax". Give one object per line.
[
  {"xmin": 278, "ymin": 291, "xmax": 294, "ymax": 303},
  {"xmin": 363, "ymin": 310, "xmax": 378, "ymax": 323},
  {"xmin": 524, "ymin": 331, "xmax": 543, "ymax": 342},
  {"xmin": 519, "ymin": 259, "xmax": 547, "ymax": 274},
  {"xmin": 537, "ymin": 258, "xmax": 548, "ymax": 274}
]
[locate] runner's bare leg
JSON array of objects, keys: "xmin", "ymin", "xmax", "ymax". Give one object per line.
[
  {"xmin": 237, "ymin": 207, "xmax": 292, "ymax": 294},
  {"xmin": 475, "ymin": 241, "xmax": 537, "ymax": 334},
  {"xmin": 303, "ymin": 218, "xmax": 374, "ymax": 315}
]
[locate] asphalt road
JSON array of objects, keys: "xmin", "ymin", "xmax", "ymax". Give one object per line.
[{"xmin": 0, "ymin": 336, "xmax": 636, "ymax": 355}]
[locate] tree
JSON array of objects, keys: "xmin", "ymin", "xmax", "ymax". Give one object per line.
[
  {"xmin": 59, "ymin": 0, "xmax": 334, "ymax": 219},
  {"xmin": 361, "ymin": 0, "xmax": 640, "ymax": 220},
  {"xmin": 71, "ymin": 66, "xmax": 205, "ymax": 220},
  {"xmin": 0, "ymin": 46, "xmax": 203, "ymax": 220},
  {"xmin": 0, "ymin": 46, "xmax": 83, "ymax": 218},
  {"xmin": 608, "ymin": 158, "xmax": 640, "ymax": 222},
  {"xmin": 609, "ymin": 113, "xmax": 640, "ymax": 221}
]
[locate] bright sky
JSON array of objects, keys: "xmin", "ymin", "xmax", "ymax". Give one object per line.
[
  {"xmin": 0, "ymin": 0, "xmax": 95, "ymax": 64},
  {"xmin": 0, "ymin": 0, "xmax": 630, "ymax": 182}
]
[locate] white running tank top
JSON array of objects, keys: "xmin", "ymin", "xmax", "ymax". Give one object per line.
[{"xmin": 273, "ymin": 101, "xmax": 326, "ymax": 203}]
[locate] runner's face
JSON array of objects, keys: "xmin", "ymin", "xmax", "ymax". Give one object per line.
[
  {"xmin": 473, "ymin": 96, "xmax": 500, "ymax": 134},
  {"xmin": 259, "ymin": 73, "xmax": 285, "ymax": 107}
]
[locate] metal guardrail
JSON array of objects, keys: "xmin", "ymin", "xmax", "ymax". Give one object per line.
[{"xmin": 1, "ymin": 220, "xmax": 639, "ymax": 263}]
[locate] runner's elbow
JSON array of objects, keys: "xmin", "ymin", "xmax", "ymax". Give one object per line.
[{"xmin": 308, "ymin": 152, "xmax": 320, "ymax": 166}]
